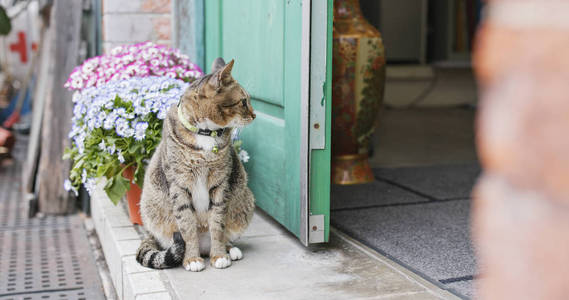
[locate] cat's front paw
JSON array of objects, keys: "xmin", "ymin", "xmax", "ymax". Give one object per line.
[
  {"xmin": 229, "ymin": 247, "xmax": 243, "ymax": 261},
  {"xmin": 210, "ymin": 254, "xmax": 232, "ymax": 269},
  {"xmin": 184, "ymin": 257, "xmax": 205, "ymax": 272}
]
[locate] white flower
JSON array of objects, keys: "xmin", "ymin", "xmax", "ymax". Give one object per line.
[
  {"xmin": 81, "ymin": 169, "xmax": 88, "ymax": 183},
  {"xmin": 107, "ymin": 143, "xmax": 116, "ymax": 155},
  {"xmin": 134, "ymin": 122, "xmax": 148, "ymax": 141},
  {"xmin": 117, "ymin": 152, "xmax": 125, "ymax": 163},
  {"xmin": 98, "ymin": 139, "xmax": 106, "ymax": 151},
  {"xmin": 64, "ymin": 179, "xmax": 72, "ymax": 191},
  {"xmin": 238, "ymin": 149, "xmax": 250, "ymax": 163},
  {"xmin": 115, "ymin": 118, "xmax": 130, "ymax": 137},
  {"xmin": 72, "ymin": 92, "xmax": 82, "ymax": 103},
  {"xmin": 110, "ymin": 46, "xmax": 123, "ymax": 56},
  {"xmin": 157, "ymin": 106, "xmax": 168, "ymax": 119},
  {"xmin": 64, "ymin": 179, "xmax": 79, "ymax": 196},
  {"xmin": 123, "ymin": 128, "xmax": 134, "ymax": 138},
  {"xmin": 71, "ymin": 78, "xmax": 83, "ymax": 89},
  {"xmin": 75, "ymin": 137, "xmax": 85, "ymax": 154},
  {"xmin": 84, "ymin": 178, "xmax": 97, "ymax": 195},
  {"xmin": 103, "ymin": 112, "xmax": 118, "ymax": 130}
]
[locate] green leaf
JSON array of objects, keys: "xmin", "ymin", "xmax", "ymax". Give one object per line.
[
  {"xmin": 96, "ymin": 161, "xmax": 113, "ymax": 178},
  {"xmin": 134, "ymin": 162, "xmax": 145, "ymax": 187},
  {"xmin": 62, "ymin": 147, "xmax": 75, "ymax": 160},
  {"xmin": 104, "ymin": 175, "xmax": 130, "ymax": 205},
  {"xmin": 128, "ymin": 142, "xmax": 141, "ymax": 154}
]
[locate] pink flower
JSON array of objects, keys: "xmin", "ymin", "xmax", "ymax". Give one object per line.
[{"xmin": 65, "ymin": 42, "xmax": 203, "ymax": 91}]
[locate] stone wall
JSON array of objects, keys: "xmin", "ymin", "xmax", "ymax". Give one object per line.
[
  {"xmin": 101, "ymin": 0, "xmax": 172, "ymax": 53},
  {"xmin": 473, "ymin": 1, "xmax": 569, "ymax": 299}
]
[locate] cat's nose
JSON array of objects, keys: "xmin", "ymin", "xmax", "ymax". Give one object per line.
[{"xmin": 251, "ymin": 113, "xmax": 256, "ymax": 119}]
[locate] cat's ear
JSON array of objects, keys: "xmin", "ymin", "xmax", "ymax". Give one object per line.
[
  {"xmin": 210, "ymin": 59, "xmax": 234, "ymax": 88},
  {"xmin": 211, "ymin": 57, "xmax": 226, "ymax": 73},
  {"xmin": 218, "ymin": 59, "xmax": 234, "ymax": 83}
]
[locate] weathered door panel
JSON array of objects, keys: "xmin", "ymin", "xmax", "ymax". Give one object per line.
[{"xmin": 205, "ymin": 0, "xmax": 332, "ymax": 244}]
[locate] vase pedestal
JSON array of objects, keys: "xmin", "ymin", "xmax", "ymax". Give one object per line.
[{"xmin": 332, "ymin": 154, "xmax": 374, "ymax": 185}]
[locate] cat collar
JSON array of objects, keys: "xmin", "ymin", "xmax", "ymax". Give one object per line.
[{"xmin": 177, "ymin": 106, "xmax": 226, "ymax": 138}]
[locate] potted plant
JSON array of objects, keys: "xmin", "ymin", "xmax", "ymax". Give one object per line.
[
  {"xmin": 63, "ymin": 76, "xmax": 189, "ymax": 224},
  {"xmin": 62, "ymin": 42, "xmax": 203, "ymax": 224}
]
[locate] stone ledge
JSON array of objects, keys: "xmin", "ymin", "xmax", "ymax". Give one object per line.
[{"xmin": 91, "ymin": 183, "xmax": 174, "ymax": 300}]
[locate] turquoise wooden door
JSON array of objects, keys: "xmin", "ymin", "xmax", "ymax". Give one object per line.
[{"xmin": 205, "ymin": 0, "xmax": 332, "ymax": 244}]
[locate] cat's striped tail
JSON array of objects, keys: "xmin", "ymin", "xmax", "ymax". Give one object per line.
[{"xmin": 136, "ymin": 232, "xmax": 185, "ymax": 269}]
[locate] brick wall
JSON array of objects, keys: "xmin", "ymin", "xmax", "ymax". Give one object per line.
[
  {"xmin": 101, "ymin": 0, "xmax": 172, "ymax": 53},
  {"xmin": 473, "ymin": 1, "xmax": 569, "ymax": 299}
]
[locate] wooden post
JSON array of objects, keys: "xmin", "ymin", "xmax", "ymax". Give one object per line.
[{"xmin": 37, "ymin": 0, "xmax": 82, "ymax": 214}]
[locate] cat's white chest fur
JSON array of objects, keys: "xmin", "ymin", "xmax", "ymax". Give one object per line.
[
  {"xmin": 191, "ymin": 173, "xmax": 210, "ymax": 213},
  {"xmin": 193, "ymin": 119, "xmax": 222, "ymax": 152},
  {"xmin": 193, "ymin": 135, "xmax": 216, "ymax": 152}
]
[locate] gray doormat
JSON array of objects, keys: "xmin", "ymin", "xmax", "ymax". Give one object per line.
[
  {"xmin": 0, "ymin": 142, "xmax": 105, "ymax": 299},
  {"xmin": 331, "ymin": 163, "xmax": 480, "ymax": 299}
]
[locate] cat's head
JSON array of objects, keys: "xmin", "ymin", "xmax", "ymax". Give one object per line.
[{"xmin": 178, "ymin": 58, "xmax": 256, "ymax": 130}]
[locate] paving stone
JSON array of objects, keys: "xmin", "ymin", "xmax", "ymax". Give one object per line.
[
  {"xmin": 113, "ymin": 226, "xmax": 141, "ymax": 241},
  {"xmin": 123, "ymin": 255, "xmax": 153, "ymax": 274},
  {"xmin": 103, "ymin": 205, "xmax": 133, "ymax": 228},
  {"xmin": 128, "ymin": 272, "xmax": 167, "ymax": 295},
  {"xmin": 240, "ymin": 210, "xmax": 288, "ymax": 238},
  {"xmin": 117, "ymin": 239, "xmax": 142, "ymax": 257}
]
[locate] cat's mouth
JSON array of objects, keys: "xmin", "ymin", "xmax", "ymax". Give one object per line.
[{"xmin": 227, "ymin": 115, "xmax": 255, "ymax": 128}]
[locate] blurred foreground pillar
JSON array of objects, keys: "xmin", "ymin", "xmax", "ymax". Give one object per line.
[{"xmin": 474, "ymin": 1, "xmax": 569, "ymax": 299}]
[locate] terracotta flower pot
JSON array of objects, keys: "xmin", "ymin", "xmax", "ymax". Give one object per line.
[
  {"xmin": 122, "ymin": 166, "xmax": 143, "ymax": 225},
  {"xmin": 331, "ymin": 0, "xmax": 386, "ymax": 185}
]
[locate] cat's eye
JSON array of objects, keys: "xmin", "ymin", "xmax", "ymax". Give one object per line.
[
  {"xmin": 241, "ymin": 99, "xmax": 247, "ymax": 108},
  {"xmin": 223, "ymin": 100, "xmax": 241, "ymax": 108}
]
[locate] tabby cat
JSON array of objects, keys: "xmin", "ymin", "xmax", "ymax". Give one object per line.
[{"xmin": 136, "ymin": 58, "xmax": 256, "ymax": 271}]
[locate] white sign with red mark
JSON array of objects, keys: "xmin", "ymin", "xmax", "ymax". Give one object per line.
[{"xmin": 0, "ymin": 1, "xmax": 40, "ymax": 81}]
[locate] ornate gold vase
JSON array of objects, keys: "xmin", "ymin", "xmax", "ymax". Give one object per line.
[{"xmin": 332, "ymin": 0, "xmax": 386, "ymax": 185}]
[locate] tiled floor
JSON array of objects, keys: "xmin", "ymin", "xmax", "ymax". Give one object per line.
[{"xmin": 332, "ymin": 108, "xmax": 479, "ymax": 299}]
